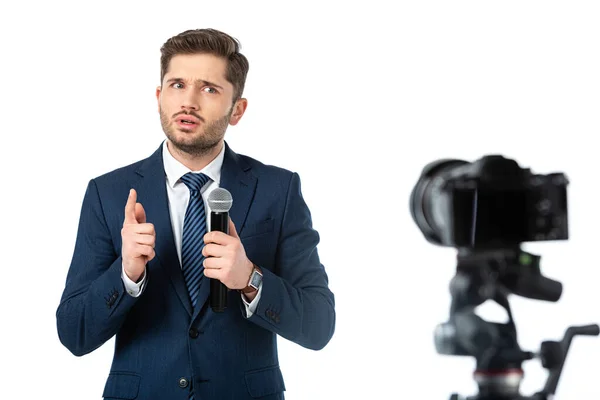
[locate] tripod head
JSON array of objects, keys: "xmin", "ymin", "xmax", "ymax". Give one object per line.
[
  {"xmin": 435, "ymin": 247, "xmax": 599, "ymax": 400},
  {"xmin": 409, "ymin": 155, "xmax": 599, "ymax": 399}
]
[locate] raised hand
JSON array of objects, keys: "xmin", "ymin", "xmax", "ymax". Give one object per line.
[{"xmin": 121, "ymin": 189, "xmax": 156, "ymax": 282}]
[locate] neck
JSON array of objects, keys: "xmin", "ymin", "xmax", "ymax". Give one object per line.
[{"xmin": 167, "ymin": 140, "xmax": 223, "ymax": 171}]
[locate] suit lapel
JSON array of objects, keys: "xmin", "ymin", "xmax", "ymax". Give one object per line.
[
  {"xmin": 192, "ymin": 141, "xmax": 257, "ymax": 320},
  {"xmin": 220, "ymin": 141, "xmax": 257, "ymax": 236},
  {"xmin": 136, "ymin": 145, "xmax": 193, "ymax": 317}
]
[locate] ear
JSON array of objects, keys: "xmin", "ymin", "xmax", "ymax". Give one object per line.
[
  {"xmin": 229, "ymin": 98, "xmax": 248, "ymax": 126},
  {"xmin": 156, "ymin": 86, "xmax": 162, "ymax": 112}
]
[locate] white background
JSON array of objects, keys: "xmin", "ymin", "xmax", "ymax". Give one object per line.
[{"xmin": 1, "ymin": 1, "xmax": 599, "ymax": 399}]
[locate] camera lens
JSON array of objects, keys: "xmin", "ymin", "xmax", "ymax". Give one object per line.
[{"xmin": 409, "ymin": 159, "xmax": 468, "ymax": 246}]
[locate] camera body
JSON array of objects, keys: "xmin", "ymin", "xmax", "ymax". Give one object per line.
[{"xmin": 410, "ymin": 155, "xmax": 569, "ymax": 249}]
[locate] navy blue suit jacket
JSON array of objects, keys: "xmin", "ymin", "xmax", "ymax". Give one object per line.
[{"xmin": 56, "ymin": 142, "xmax": 336, "ymax": 399}]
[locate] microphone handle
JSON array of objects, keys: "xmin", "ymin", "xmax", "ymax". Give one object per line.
[{"xmin": 209, "ymin": 211, "xmax": 229, "ymax": 313}]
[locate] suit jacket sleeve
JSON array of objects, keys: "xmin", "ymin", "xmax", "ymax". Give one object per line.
[
  {"xmin": 246, "ymin": 172, "xmax": 336, "ymax": 350},
  {"xmin": 56, "ymin": 179, "xmax": 139, "ymax": 356}
]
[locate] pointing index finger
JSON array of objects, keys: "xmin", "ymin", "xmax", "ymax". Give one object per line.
[{"xmin": 124, "ymin": 189, "xmax": 137, "ymax": 224}]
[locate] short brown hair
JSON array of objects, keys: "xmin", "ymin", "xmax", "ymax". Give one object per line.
[{"xmin": 160, "ymin": 28, "xmax": 250, "ymax": 102}]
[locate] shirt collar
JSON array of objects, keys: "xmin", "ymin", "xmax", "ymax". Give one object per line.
[{"xmin": 162, "ymin": 139, "xmax": 224, "ymax": 189}]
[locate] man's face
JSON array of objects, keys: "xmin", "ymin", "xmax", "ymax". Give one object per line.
[{"xmin": 156, "ymin": 53, "xmax": 246, "ymax": 157}]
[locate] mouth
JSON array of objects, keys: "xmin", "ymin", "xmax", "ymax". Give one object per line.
[{"xmin": 175, "ymin": 114, "xmax": 202, "ymax": 128}]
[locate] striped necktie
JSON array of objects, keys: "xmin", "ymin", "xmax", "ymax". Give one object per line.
[{"xmin": 180, "ymin": 172, "xmax": 211, "ymax": 309}]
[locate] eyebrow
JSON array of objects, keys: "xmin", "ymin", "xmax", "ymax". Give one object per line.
[{"xmin": 165, "ymin": 77, "xmax": 224, "ymax": 90}]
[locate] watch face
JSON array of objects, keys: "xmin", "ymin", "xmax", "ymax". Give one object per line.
[{"xmin": 250, "ymin": 271, "xmax": 262, "ymax": 288}]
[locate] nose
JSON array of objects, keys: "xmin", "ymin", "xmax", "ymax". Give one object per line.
[{"xmin": 181, "ymin": 89, "xmax": 200, "ymax": 111}]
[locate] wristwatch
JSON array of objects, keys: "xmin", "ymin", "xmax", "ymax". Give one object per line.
[{"xmin": 241, "ymin": 264, "xmax": 263, "ymax": 294}]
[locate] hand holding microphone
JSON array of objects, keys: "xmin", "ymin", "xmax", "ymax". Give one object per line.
[
  {"xmin": 121, "ymin": 189, "xmax": 156, "ymax": 282},
  {"xmin": 203, "ymin": 188, "xmax": 254, "ymax": 312}
]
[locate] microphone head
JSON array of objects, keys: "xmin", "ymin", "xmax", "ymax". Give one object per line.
[{"xmin": 207, "ymin": 188, "xmax": 233, "ymax": 212}]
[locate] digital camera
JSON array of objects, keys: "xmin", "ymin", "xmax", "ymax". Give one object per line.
[{"xmin": 409, "ymin": 155, "xmax": 569, "ymax": 249}]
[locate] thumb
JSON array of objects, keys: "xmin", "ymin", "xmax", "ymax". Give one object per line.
[
  {"xmin": 228, "ymin": 218, "xmax": 239, "ymax": 239},
  {"xmin": 135, "ymin": 202, "xmax": 146, "ymax": 224},
  {"xmin": 124, "ymin": 189, "xmax": 138, "ymax": 224}
]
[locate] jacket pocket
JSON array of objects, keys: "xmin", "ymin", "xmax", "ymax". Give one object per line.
[
  {"xmin": 102, "ymin": 372, "xmax": 141, "ymax": 399},
  {"xmin": 244, "ymin": 365, "xmax": 286, "ymax": 398},
  {"xmin": 240, "ymin": 218, "xmax": 274, "ymax": 239}
]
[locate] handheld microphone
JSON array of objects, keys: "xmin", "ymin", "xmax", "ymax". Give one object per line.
[{"xmin": 207, "ymin": 188, "xmax": 233, "ymax": 313}]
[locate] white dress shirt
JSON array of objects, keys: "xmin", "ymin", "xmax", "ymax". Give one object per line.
[{"xmin": 121, "ymin": 139, "xmax": 262, "ymax": 317}]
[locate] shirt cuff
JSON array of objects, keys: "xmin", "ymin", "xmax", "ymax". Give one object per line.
[
  {"xmin": 241, "ymin": 282, "xmax": 262, "ymax": 318},
  {"xmin": 121, "ymin": 263, "xmax": 147, "ymax": 298}
]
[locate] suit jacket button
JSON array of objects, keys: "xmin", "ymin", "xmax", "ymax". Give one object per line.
[
  {"xmin": 189, "ymin": 328, "xmax": 199, "ymax": 338},
  {"xmin": 179, "ymin": 377, "xmax": 189, "ymax": 388}
]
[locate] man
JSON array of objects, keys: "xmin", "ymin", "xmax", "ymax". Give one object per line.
[{"xmin": 56, "ymin": 28, "xmax": 335, "ymax": 400}]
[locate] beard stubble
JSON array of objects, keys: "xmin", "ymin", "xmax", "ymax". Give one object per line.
[{"xmin": 160, "ymin": 107, "xmax": 232, "ymax": 158}]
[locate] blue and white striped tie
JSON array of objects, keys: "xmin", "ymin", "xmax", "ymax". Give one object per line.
[{"xmin": 180, "ymin": 172, "xmax": 211, "ymax": 309}]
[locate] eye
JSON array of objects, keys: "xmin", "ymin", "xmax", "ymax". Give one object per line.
[
  {"xmin": 171, "ymin": 82, "xmax": 184, "ymax": 89},
  {"xmin": 203, "ymin": 87, "xmax": 217, "ymax": 94}
]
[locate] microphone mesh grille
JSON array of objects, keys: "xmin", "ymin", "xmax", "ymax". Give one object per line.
[{"xmin": 207, "ymin": 188, "xmax": 233, "ymax": 212}]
